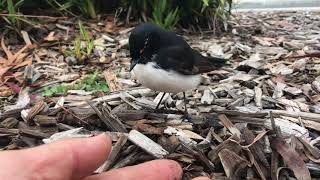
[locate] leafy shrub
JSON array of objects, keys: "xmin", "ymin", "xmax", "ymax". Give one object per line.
[
  {"xmin": 120, "ymin": 0, "xmax": 233, "ymax": 31},
  {"xmin": 0, "ymin": 0, "xmax": 25, "ymax": 28},
  {"xmin": 47, "ymin": 0, "xmax": 96, "ymax": 18},
  {"xmin": 0, "ymin": 0, "xmax": 233, "ymax": 31},
  {"xmin": 150, "ymin": 0, "xmax": 179, "ymax": 30}
]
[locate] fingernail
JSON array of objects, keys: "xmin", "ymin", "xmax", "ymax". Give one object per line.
[
  {"xmin": 93, "ymin": 133, "xmax": 111, "ymax": 143},
  {"xmin": 193, "ymin": 177, "xmax": 210, "ymax": 180},
  {"xmin": 168, "ymin": 160, "xmax": 183, "ymax": 179}
]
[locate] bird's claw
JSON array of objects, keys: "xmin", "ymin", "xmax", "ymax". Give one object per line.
[{"xmin": 182, "ymin": 113, "xmax": 193, "ymax": 122}]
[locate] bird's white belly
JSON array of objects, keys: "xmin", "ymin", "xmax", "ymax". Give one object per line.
[{"xmin": 132, "ymin": 62, "xmax": 201, "ymax": 93}]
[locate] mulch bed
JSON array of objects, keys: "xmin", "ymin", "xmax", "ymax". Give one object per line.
[{"xmin": 1, "ymin": 11, "xmax": 320, "ymax": 179}]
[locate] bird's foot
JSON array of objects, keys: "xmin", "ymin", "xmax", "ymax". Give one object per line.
[
  {"xmin": 181, "ymin": 113, "xmax": 193, "ymax": 122},
  {"xmin": 147, "ymin": 106, "xmax": 167, "ymax": 114},
  {"xmin": 146, "ymin": 108, "xmax": 159, "ymax": 113}
]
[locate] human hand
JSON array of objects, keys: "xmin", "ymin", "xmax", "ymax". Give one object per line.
[{"xmin": 0, "ymin": 133, "xmax": 209, "ymax": 180}]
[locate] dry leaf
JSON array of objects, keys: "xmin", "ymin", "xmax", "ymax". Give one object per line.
[
  {"xmin": 0, "ymin": 85, "xmax": 14, "ymax": 97},
  {"xmin": 271, "ymin": 137, "xmax": 311, "ymax": 180},
  {"xmin": 44, "ymin": 31, "xmax": 58, "ymax": 41},
  {"xmin": 0, "ymin": 35, "xmax": 31, "ymax": 84},
  {"xmin": 133, "ymin": 123, "xmax": 164, "ymax": 135},
  {"xmin": 1, "ymin": 36, "xmax": 13, "ymax": 63},
  {"xmin": 242, "ymin": 130, "xmax": 268, "ymax": 149},
  {"xmin": 218, "ymin": 149, "xmax": 249, "ymax": 177},
  {"xmin": 4, "ymin": 87, "xmax": 30, "ymax": 111}
]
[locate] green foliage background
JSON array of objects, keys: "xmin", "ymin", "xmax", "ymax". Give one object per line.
[{"xmin": 0, "ymin": 0, "xmax": 233, "ymax": 31}]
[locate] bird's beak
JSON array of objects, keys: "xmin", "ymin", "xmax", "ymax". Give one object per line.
[{"xmin": 129, "ymin": 60, "xmax": 137, "ymax": 72}]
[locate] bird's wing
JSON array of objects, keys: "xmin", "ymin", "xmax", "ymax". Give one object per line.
[
  {"xmin": 154, "ymin": 46, "xmax": 226, "ymax": 75},
  {"xmin": 153, "ymin": 46, "xmax": 197, "ymax": 75},
  {"xmin": 191, "ymin": 49, "xmax": 226, "ymax": 74}
]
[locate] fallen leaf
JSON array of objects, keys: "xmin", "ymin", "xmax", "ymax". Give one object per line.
[
  {"xmin": 253, "ymin": 36, "xmax": 275, "ymax": 46},
  {"xmin": 0, "ymin": 85, "xmax": 14, "ymax": 97},
  {"xmin": 1, "ymin": 36, "xmax": 14, "ymax": 64},
  {"xmin": 4, "ymin": 87, "xmax": 30, "ymax": 111},
  {"xmin": 44, "ymin": 31, "xmax": 58, "ymax": 41},
  {"xmin": 180, "ymin": 130, "xmax": 204, "ymax": 140},
  {"xmin": 271, "ymin": 137, "xmax": 311, "ymax": 180},
  {"xmin": 0, "ymin": 35, "xmax": 31, "ymax": 84},
  {"xmin": 0, "ymin": 67, "xmax": 10, "ymax": 81},
  {"xmin": 219, "ymin": 149, "xmax": 249, "ymax": 177},
  {"xmin": 133, "ymin": 123, "xmax": 164, "ymax": 135},
  {"xmin": 242, "ymin": 130, "xmax": 268, "ymax": 149}
]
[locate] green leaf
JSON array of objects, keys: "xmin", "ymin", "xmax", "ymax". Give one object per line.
[
  {"xmin": 85, "ymin": 0, "xmax": 96, "ymax": 18},
  {"xmin": 149, "ymin": 0, "xmax": 180, "ymax": 30},
  {"xmin": 7, "ymin": 0, "xmax": 16, "ymax": 24},
  {"xmin": 202, "ymin": 0, "xmax": 209, "ymax": 7}
]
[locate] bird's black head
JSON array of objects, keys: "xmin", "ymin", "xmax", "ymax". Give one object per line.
[{"xmin": 129, "ymin": 23, "xmax": 162, "ymax": 71}]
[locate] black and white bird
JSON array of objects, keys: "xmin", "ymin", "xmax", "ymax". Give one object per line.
[{"xmin": 129, "ymin": 23, "xmax": 226, "ymax": 116}]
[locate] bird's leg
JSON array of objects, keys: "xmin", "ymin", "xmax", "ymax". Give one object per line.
[
  {"xmin": 155, "ymin": 92, "xmax": 166, "ymax": 109},
  {"xmin": 183, "ymin": 92, "xmax": 188, "ymax": 115},
  {"xmin": 182, "ymin": 92, "xmax": 192, "ymax": 121}
]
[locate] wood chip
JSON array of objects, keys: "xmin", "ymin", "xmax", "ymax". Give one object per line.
[
  {"xmin": 128, "ymin": 130, "xmax": 169, "ymax": 158},
  {"xmin": 97, "ymin": 134, "xmax": 128, "ymax": 172}
]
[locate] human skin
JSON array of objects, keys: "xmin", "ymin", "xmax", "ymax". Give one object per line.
[{"xmin": 0, "ymin": 133, "xmax": 209, "ymax": 180}]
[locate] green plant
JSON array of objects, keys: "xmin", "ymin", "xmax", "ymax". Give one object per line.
[
  {"xmin": 150, "ymin": 0, "xmax": 179, "ymax": 30},
  {"xmin": 120, "ymin": 0, "xmax": 149, "ymax": 22},
  {"xmin": 177, "ymin": 0, "xmax": 232, "ymax": 31},
  {"xmin": 42, "ymin": 85, "xmax": 68, "ymax": 97},
  {"xmin": 79, "ymin": 21, "xmax": 94, "ymax": 56},
  {"xmin": 42, "ymin": 71, "xmax": 109, "ymax": 97},
  {"xmin": 73, "ymin": 36, "xmax": 82, "ymax": 60},
  {"xmin": 120, "ymin": 0, "xmax": 232, "ymax": 31},
  {"xmin": 64, "ymin": 20, "xmax": 94, "ymax": 61},
  {"xmin": 47, "ymin": 0, "xmax": 96, "ymax": 18},
  {"xmin": 214, "ymin": 0, "xmax": 232, "ymax": 30},
  {"xmin": 0, "ymin": 0, "xmax": 25, "ymax": 28},
  {"xmin": 1, "ymin": 0, "xmax": 233, "ymax": 32}
]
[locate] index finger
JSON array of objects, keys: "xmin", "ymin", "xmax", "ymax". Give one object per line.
[{"xmin": 0, "ymin": 133, "xmax": 111, "ymax": 180}]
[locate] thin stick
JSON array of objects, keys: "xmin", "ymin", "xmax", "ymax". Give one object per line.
[
  {"xmin": 47, "ymin": 97, "xmax": 89, "ymax": 125},
  {"xmin": 155, "ymin": 93, "xmax": 166, "ymax": 109},
  {"xmin": 0, "ymin": 14, "xmax": 67, "ymax": 20}
]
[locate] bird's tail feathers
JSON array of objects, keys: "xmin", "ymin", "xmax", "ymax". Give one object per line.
[
  {"xmin": 205, "ymin": 56, "xmax": 227, "ymax": 67},
  {"xmin": 193, "ymin": 51, "xmax": 227, "ymax": 74}
]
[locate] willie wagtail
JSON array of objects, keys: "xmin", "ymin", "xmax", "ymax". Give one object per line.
[{"xmin": 129, "ymin": 23, "xmax": 226, "ymax": 116}]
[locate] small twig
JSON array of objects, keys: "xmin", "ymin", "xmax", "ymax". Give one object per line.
[
  {"xmin": 88, "ymin": 101, "xmax": 127, "ymax": 133},
  {"xmin": 0, "ymin": 14, "xmax": 67, "ymax": 20},
  {"xmin": 282, "ymin": 52, "xmax": 320, "ymax": 59},
  {"xmin": 270, "ymin": 111, "xmax": 276, "ymax": 133},
  {"xmin": 46, "ymin": 97, "xmax": 89, "ymax": 125},
  {"xmin": 270, "ymin": 111, "xmax": 282, "ymax": 138}
]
